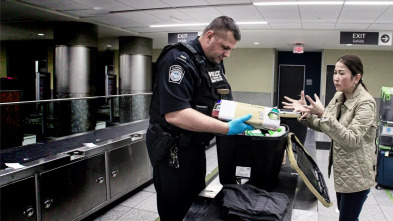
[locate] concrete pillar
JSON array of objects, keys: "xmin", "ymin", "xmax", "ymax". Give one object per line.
[
  {"xmin": 53, "ymin": 22, "xmax": 98, "ymax": 136},
  {"xmin": 119, "ymin": 36, "xmax": 152, "ymax": 123}
]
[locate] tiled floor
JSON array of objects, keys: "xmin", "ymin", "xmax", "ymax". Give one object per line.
[
  {"xmin": 89, "ymin": 130, "xmax": 393, "ymax": 221},
  {"xmin": 315, "ymin": 148, "xmax": 393, "ymax": 221}
]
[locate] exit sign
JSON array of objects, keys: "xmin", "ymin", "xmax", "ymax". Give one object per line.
[
  {"xmin": 293, "ymin": 44, "xmax": 304, "ymax": 54},
  {"xmin": 168, "ymin": 32, "xmax": 198, "ymax": 44},
  {"xmin": 340, "ymin": 32, "xmax": 392, "ymax": 45}
]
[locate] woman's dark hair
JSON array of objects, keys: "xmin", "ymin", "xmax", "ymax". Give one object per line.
[
  {"xmin": 203, "ymin": 16, "xmax": 241, "ymax": 41},
  {"xmin": 337, "ymin": 54, "xmax": 368, "ymax": 91}
]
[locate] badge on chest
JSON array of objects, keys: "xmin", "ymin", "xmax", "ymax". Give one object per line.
[{"xmin": 208, "ymin": 70, "xmax": 224, "ymax": 83}]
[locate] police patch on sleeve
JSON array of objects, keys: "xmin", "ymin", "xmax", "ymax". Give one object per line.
[{"xmin": 169, "ymin": 65, "xmax": 185, "ymax": 84}]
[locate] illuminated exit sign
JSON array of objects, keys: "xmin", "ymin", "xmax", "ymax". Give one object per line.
[
  {"xmin": 340, "ymin": 32, "xmax": 392, "ymax": 45},
  {"xmin": 168, "ymin": 32, "xmax": 198, "ymax": 44}
]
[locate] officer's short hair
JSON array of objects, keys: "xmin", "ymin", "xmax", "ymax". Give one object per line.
[{"xmin": 203, "ymin": 16, "xmax": 241, "ymax": 41}]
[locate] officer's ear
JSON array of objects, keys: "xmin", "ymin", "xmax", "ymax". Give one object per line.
[{"xmin": 206, "ymin": 30, "xmax": 214, "ymax": 41}]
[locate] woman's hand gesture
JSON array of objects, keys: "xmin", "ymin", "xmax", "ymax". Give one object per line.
[
  {"xmin": 282, "ymin": 90, "xmax": 308, "ymax": 113},
  {"xmin": 304, "ymin": 94, "xmax": 325, "ymax": 118}
]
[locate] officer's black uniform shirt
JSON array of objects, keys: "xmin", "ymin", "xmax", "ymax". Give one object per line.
[{"xmin": 155, "ymin": 37, "xmax": 232, "ymax": 118}]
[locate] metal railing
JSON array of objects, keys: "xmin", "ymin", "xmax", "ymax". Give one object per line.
[{"xmin": 0, "ymin": 93, "xmax": 152, "ymax": 149}]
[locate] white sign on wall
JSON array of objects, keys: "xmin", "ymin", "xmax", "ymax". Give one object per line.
[{"xmin": 378, "ymin": 32, "xmax": 392, "ymax": 45}]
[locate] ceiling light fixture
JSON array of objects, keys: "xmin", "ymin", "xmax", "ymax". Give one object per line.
[
  {"xmin": 254, "ymin": 42, "xmax": 260, "ymax": 45},
  {"xmin": 38, "ymin": 33, "xmax": 44, "ymax": 36},
  {"xmin": 345, "ymin": 1, "xmax": 393, "ymax": 5},
  {"xmin": 253, "ymin": 1, "xmax": 343, "ymax": 6},
  {"xmin": 171, "ymin": 16, "xmax": 181, "ymax": 23}
]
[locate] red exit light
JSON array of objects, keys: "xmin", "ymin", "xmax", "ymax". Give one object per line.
[{"xmin": 293, "ymin": 44, "xmax": 304, "ymax": 54}]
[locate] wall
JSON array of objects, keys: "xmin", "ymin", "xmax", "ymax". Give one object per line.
[
  {"xmin": 152, "ymin": 49, "xmax": 161, "ymax": 62},
  {"xmin": 225, "ymin": 48, "xmax": 275, "ymax": 106},
  {"xmin": 48, "ymin": 44, "xmax": 54, "ymax": 91},
  {"xmin": 224, "ymin": 48, "xmax": 275, "ymax": 93},
  {"xmin": 153, "ymin": 48, "xmax": 276, "ymax": 106},
  {"xmin": 0, "ymin": 44, "xmax": 6, "ymax": 77},
  {"xmin": 315, "ymin": 49, "xmax": 393, "ymax": 145},
  {"xmin": 114, "ymin": 50, "xmax": 120, "ymax": 90},
  {"xmin": 323, "ymin": 50, "xmax": 393, "ymax": 98}
]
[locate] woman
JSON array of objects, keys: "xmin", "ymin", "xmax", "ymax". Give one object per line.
[{"xmin": 282, "ymin": 54, "xmax": 377, "ymax": 221}]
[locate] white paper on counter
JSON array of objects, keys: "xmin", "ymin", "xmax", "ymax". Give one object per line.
[
  {"xmin": 5, "ymin": 163, "xmax": 25, "ymax": 169},
  {"xmin": 83, "ymin": 143, "xmax": 98, "ymax": 148}
]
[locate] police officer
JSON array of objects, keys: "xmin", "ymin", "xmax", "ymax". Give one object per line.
[{"xmin": 146, "ymin": 16, "xmax": 253, "ymax": 221}]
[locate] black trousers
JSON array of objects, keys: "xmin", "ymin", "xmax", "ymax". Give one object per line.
[
  {"xmin": 336, "ymin": 189, "xmax": 370, "ymax": 221},
  {"xmin": 146, "ymin": 128, "xmax": 206, "ymax": 221}
]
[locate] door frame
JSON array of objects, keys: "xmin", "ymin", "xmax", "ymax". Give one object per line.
[{"xmin": 277, "ymin": 64, "xmax": 305, "ymax": 109}]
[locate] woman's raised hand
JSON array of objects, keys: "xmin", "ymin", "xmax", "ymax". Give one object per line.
[
  {"xmin": 282, "ymin": 90, "xmax": 308, "ymax": 113},
  {"xmin": 304, "ymin": 93, "xmax": 325, "ymax": 118}
]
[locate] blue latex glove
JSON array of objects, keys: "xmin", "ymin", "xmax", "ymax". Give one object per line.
[{"xmin": 227, "ymin": 114, "xmax": 254, "ymax": 135}]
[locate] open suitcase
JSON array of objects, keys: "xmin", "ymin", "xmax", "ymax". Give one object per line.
[
  {"xmin": 216, "ymin": 129, "xmax": 332, "ymax": 207},
  {"xmin": 286, "ymin": 132, "xmax": 333, "ymax": 207}
]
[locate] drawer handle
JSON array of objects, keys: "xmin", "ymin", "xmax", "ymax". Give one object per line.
[
  {"xmin": 111, "ymin": 169, "xmax": 119, "ymax": 177},
  {"xmin": 130, "ymin": 133, "xmax": 143, "ymax": 141},
  {"xmin": 22, "ymin": 206, "xmax": 34, "ymax": 217},
  {"xmin": 43, "ymin": 198, "xmax": 53, "ymax": 209},
  {"xmin": 96, "ymin": 176, "xmax": 105, "ymax": 184}
]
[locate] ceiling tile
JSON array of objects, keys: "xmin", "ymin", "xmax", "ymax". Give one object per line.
[
  {"xmin": 178, "ymin": 7, "xmax": 224, "ymax": 22},
  {"xmin": 115, "ymin": 11, "xmax": 166, "ymax": 26},
  {"xmin": 1, "ymin": 0, "xmax": 79, "ymax": 22},
  {"xmin": 215, "ymin": 5, "xmax": 266, "ymax": 21},
  {"xmin": 144, "ymin": 9, "xmax": 198, "ymax": 23},
  {"xmin": 302, "ymin": 22, "xmax": 336, "ymax": 29},
  {"xmin": 269, "ymin": 22, "xmax": 302, "ymax": 29},
  {"xmin": 299, "ymin": 5, "xmax": 342, "ymax": 23},
  {"xmin": 255, "ymin": 5, "xmax": 300, "ymax": 22},
  {"xmin": 83, "ymin": 14, "xmax": 139, "ymax": 27},
  {"xmin": 335, "ymin": 23, "xmax": 372, "ymax": 30},
  {"xmin": 238, "ymin": 24, "xmax": 270, "ymax": 30},
  {"xmin": 115, "ymin": 0, "xmax": 170, "ymax": 9},
  {"xmin": 20, "ymin": 0, "xmax": 90, "ymax": 10},
  {"xmin": 369, "ymin": 23, "xmax": 393, "ymax": 31},
  {"xmin": 375, "ymin": 6, "xmax": 393, "ymax": 23},
  {"xmin": 64, "ymin": 10, "xmax": 108, "ymax": 17},
  {"xmin": 71, "ymin": 0, "xmax": 134, "ymax": 11},
  {"xmin": 131, "ymin": 25, "xmax": 204, "ymax": 33},
  {"xmin": 339, "ymin": 5, "xmax": 390, "ymax": 23},
  {"xmin": 3, "ymin": 0, "xmax": 393, "ymax": 51},
  {"xmin": 206, "ymin": 0, "xmax": 250, "ymax": 4},
  {"xmin": 160, "ymin": 0, "xmax": 210, "ymax": 7}
]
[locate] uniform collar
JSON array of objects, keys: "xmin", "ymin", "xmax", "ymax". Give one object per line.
[
  {"xmin": 336, "ymin": 84, "xmax": 367, "ymax": 110},
  {"xmin": 189, "ymin": 37, "xmax": 219, "ymax": 67},
  {"xmin": 189, "ymin": 37, "xmax": 205, "ymax": 58}
]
